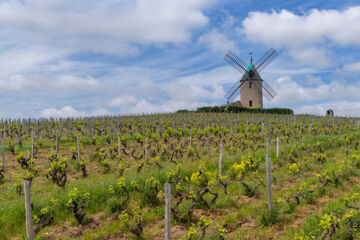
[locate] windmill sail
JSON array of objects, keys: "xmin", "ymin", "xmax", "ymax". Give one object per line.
[
  {"xmin": 224, "ymin": 51, "xmax": 248, "ymax": 75},
  {"xmin": 254, "ymin": 48, "xmax": 279, "ymax": 73},
  {"xmin": 224, "ymin": 48, "xmax": 278, "ymax": 105},
  {"xmin": 262, "ymin": 80, "xmax": 277, "ymax": 99},
  {"xmin": 225, "ymin": 79, "xmax": 245, "ymax": 102},
  {"xmin": 253, "ymin": 80, "xmax": 277, "ymax": 102}
]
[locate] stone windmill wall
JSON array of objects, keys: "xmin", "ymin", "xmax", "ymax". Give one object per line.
[
  {"xmin": 240, "ymin": 79, "xmax": 263, "ymax": 108},
  {"xmin": 239, "ymin": 68, "xmax": 263, "ymax": 108}
]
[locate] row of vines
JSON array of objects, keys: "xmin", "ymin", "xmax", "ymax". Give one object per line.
[{"xmin": 0, "ymin": 113, "xmax": 359, "ymax": 239}]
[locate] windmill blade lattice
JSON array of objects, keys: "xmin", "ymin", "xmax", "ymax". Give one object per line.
[
  {"xmin": 225, "ymin": 79, "xmax": 245, "ymax": 102},
  {"xmin": 253, "ymin": 81, "xmax": 271, "ymax": 101},
  {"xmin": 224, "ymin": 48, "xmax": 279, "ymax": 105},
  {"xmin": 224, "ymin": 51, "xmax": 248, "ymax": 75},
  {"xmin": 254, "ymin": 48, "xmax": 279, "ymax": 73},
  {"xmin": 262, "ymin": 80, "xmax": 277, "ymax": 99},
  {"xmin": 253, "ymin": 80, "xmax": 277, "ymax": 102}
]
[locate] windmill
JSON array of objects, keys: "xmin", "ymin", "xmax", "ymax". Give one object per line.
[{"xmin": 224, "ymin": 48, "xmax": 278, "ymax": 108}]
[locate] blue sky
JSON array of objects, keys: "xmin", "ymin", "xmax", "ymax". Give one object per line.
[{"xmin": 0, "ymin": 0, "xmax": 360, "ymax": 118}]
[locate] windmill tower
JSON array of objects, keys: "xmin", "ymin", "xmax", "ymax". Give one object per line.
[{"xmin": 224, "ymin": 48, "xmax": 279, "ymax": 108}]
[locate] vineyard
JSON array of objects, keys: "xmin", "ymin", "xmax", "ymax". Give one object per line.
[{"xmin": 1, "ymin": 113, "xmax": 360, "ymax": 239}]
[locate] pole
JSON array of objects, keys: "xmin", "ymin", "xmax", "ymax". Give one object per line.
[
  {"xmin": 266, "ymin": 137, "xmax": 273, "ymax": 216},
  {"xmin": 207, "ymin": 131, "xmax": 210, "ymax": 157},
  {"xmin": 117, "ymin": 136, "xmax": 121, "ymax": 160},
  {"xmin": 31, "ymin": 130, "xmax": 34, "ymax": 159},
  {"xmin": 164, "ymin": 183, "xmax": 171, "ymax": 240},
  {"xmin": 131, "ymin": 126, "xmax": 134, "ymax": 145},
  {"xmin": 55, "ymin": 129, "xmax": 59, "ymax": 153},
  {"xmin": 276, "ymin": 136, "xmax": 279, "ymax": 158},
  {"xmin": 145, "ymin": 137, "xmax": 148, "ymax": 162},
  {"xmin": 189, "ymin": 129, "xmax": 192, "ymax": 146},
  {"xmin": 0, "ymin": 131, "xmax": 5, "ymax": 168},
  {"xmin": 219, "ymin": 136, "xmax": 223, "ymax": 176},
  {"xmin": 24, "ymin": 181, "xmax": 34, "ymax": 240},
  {"xmin": 77, "ymin": 136, "xmax": 80, "ymax": 162}
]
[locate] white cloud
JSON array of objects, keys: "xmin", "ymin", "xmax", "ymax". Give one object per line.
[
  {"xmin": 108, "ymin": 95, "xmax": 138, "ymax": 108},
  {"xmin": 0, "ymin": 74, "xmax": 29, "ymax": 91},
  {"xmin": 126, "ymin": 99, "xmax": 207, "ymax": 114},
  {"xmin": 0, "ymin": 73, "xmax": 102, "ymax": 93},
  {"xmin": 271, "ymin": 76, "xmax": 360, "ymax": 105},
  {"xmin": 288, "ymin": 47, "xmax": 331, "ymax": 67},
  {"xmin": 241, "ymin": 7, "xmax": 360, "ymax": 48},
  {"xmin": 40, "ymin": 106, "xmax": 112, "ymax": 118},
  {"xmin": 177, "ymin": 66, "xmax": 238, "ymax": 86},
  {"xmin": 198, "ymin": 29, "xmax": 236, "ymax": 53},
  {"xmin": 305, "ymin": 74, "xmax": 323, "ymax": 86},
  {"xmin": 271, "ymin": 76, "xmax": 330, "ymax": 105},
  {"xmin": 106, "ymin": 65, "xmax": 233, "ymax": 113},
  {"xmin": 344, "ymin": 61, "xmax": 360, "ymax": 72},
  {"xmin": 53, "ymin": 75, "xmax": 100, "ymax": 90},
  {"xmin": 0, "ymin": 0, "xmax": 214, "ymax": 55},
  {"xmin": 108, "ymin": 82, "xmax": 225, "ymax": 113},
  {"xmin": 40, "ymin": 106, "xmax": 87, "ymax": 118},
  {"xmin": 106, "ymin": 70, "xmax": 228, "ymax": 113},
  {"xmin": 0, "ymin": 47, "xmax": 59, "ymax": 77},
  {"xmin": 0, "ymin": 46, "xmax": 107, "ymax": 93},
  {"xmin": 296, "ymin": 101, "xmax": 360, "ymax": 117},
  {"xmin": 167, "ymin": 84, "xmax": 224, "ymax": 101},
  {"xmin": 91, "ymin": 107, "xmax": 111, "ymax": 116},
  {"xmin": 241, "ymin": 6, "xmax": 360, "ymax": 66}
]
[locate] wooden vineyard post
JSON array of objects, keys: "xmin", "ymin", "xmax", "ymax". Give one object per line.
[
  {"xmin": 292, "ymin": 126, "xmax": 295, "ymax": 139},
  {"xmin": 190, "ymin": 129, "xmax": 192, "ymax": 146},
  {"xmin": 145, "ymin": 137, "xmax": 148, "ymax": 162},
  {"xmin": 24, "ymin": 181, "xmax": 34, "ymax": 240},
  {"xmin": 276, "ymin": 136, "xmax": 279, "ymax": 158},
  {"xmin": 266, "ymin": 137, "xmax": 273, "ymax": 216},
  {"xmin": 31, "ymin": 130, "xmax": 34, "ymax": 159},
  {"xmin": 76, "ymin": 136, "xmax": 80, "ymax": 162},
  {"xmin": 131, "ymin": 126, "xmax": 134, "ymax": 145},
  {"xmin": 36, "ymin": 124, "xmax": 40, "ymax": 141},
  {"xmin": 164, "ymin": 183, "xmax": 171, "ymax": 240},
  {"xmin": 55, "ymin": 129, "xmax": 59, "ymax": 153},
  {"xmin": 340, "ymin": 122, "xmax": 342, "ymax": 135},
  {"xmin": 15, "ymin": 129, "xmax": 18, "ymax": 144},
  {"xmin": 262, "ymin": 122, "xmax": 264, "ymax": 137},
  {"xmin": 117, "ymin": 136, "xmax": 121, "ymax": 160},
  {"xmin": 203, "ymin": 130, "xmax": 206, "ymax": 148},
  {"xmin": 207, "ymin": 130, "xmax": 210, "ymax": 157},
  {"xmin": 183, "ymin": 123, "xmax": 186, "ymax": 146},
  {"xmin": 219, "ymin": 135, "xmax": 223, "ymax": 176},
  {"xmin": 0, "ymin": 131, "xmax": 5, "ymax": 168}
]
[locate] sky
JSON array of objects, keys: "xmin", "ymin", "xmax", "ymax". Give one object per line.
[{"xmin": 1, "ymin": 0, "xmax": 360, "ymax": 118}]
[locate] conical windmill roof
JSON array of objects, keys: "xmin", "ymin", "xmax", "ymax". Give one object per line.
[{"xmin": 240, "ymin": 67, "xmax": 263, "ymax": 83}]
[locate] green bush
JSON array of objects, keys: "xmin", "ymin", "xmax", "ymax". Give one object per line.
[{"xmin": 194, "ymin": 105, "xmax": 293, "ymax": 114}]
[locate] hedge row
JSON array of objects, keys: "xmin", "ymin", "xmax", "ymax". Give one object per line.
[{"xmin": 177, "ymin": 106, "xmax": 294, "ymax": 115}]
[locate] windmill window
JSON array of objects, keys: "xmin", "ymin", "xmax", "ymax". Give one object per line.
[
  {"xmin": 249, "ymin": 100, "xmax": 253, "ymax": 107},
  {"xmin": 249, "ymin": 82, "xmax": 252, "ymax": 88}
]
